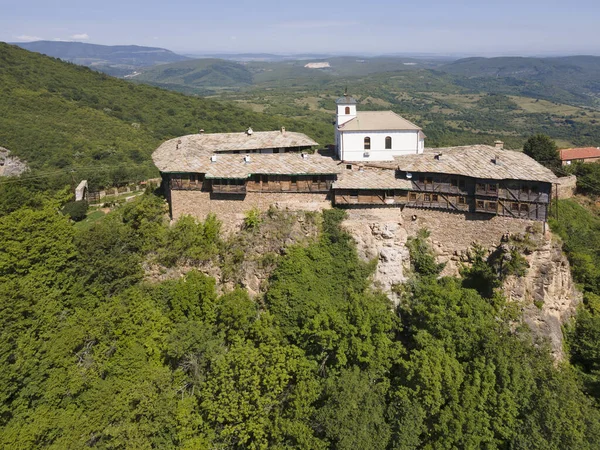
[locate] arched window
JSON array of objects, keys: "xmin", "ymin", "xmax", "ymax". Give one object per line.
[
  {"xmin": 385, "ymin": 136, "xmax": 392, "ymax": 149},
  {"xmin": 345, "ymin": 106, "xmax": 350, "ymax": 114},
  {"xmin": 364, "ymin": 137, "xmax": 371, "ymax": 150}
]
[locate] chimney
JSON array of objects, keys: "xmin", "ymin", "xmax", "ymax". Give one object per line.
[
  {"xmin": 244, "ymin": 154, "xmax": 251, "ymax": 163},
  {"xmin": 435, "ymin": 153, "xmax": 443, "ymax": 160},
  {"xmin": 493, "ymin": 155, "xmax": 500, "ymax": 165},
  {"xmin": 301, "ymin": 152, "xmax": 308, "ymax": 159},
  {"xmin": 494, "ymin": 140, "xmax": 504, "ymax": 149},
  {"xmin": 281, "ymin": 126, "xmax": 286, "ymax": 134},
  {"xmin": 199, "ymin": 129, "xmax": 205, "ymax": 134},
  {"xmin": 210, "ymin": 154, "xmax": 217, "ymax": 163},
  {"xmin": 246, "ymin": 127, "xmax": 253, "ymax": 136}
]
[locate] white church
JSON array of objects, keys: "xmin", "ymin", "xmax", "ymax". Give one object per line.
[{"xmin": 335, "ymin": 93, "xmax": 426, "ymax": 161}]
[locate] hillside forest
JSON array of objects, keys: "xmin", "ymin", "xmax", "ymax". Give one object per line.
[
  {"xmin": 2, "ymin": 42, "xmax": 600, "ymax": 449},
  {"xmin": 2, "ymin": 187, "xmax": 600, "ymax": 449}
]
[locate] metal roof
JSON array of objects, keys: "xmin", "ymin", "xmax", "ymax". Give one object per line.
[
  {"xmin": 338, "ymin": 111, "xmax": 422, "ymax": 132},
  {"xmin": 336, "ymin": 94, "xmax": 358, "ymax": 104}
]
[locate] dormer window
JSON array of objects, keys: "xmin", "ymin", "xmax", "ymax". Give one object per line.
[
  {"xmin": 345, "ymin": 106, "xmax": 350, "ymax": 114},
  {"xmin": 385, "ymin": 136, "xmax": 392, "ymax": 149},
  {"xmin": 364, "ymin": 137, "xmax": 371, "ymax": 150}
]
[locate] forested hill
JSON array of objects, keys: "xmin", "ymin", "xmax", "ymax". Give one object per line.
[
  {"xmin": 0, "ymin": 43, "xmax": 331, "ymax": 188},
  {"xmin": 439, "ymin": 55, "xmax": 600, "ymax": 106},
  {"xmin": 12, "ymin": 41, "xmax": 190, "ymax": 77}
]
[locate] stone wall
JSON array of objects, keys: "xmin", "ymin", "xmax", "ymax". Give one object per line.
[
  {"xmin": 171, "ymin": 190, "xmax": 331, "ymax": 232},
  {"xmin": 401, "ymin": 208, "xmax": 536, "ymax": 276},
  {"xmin": 556, "ymin": 175, "xmax": 577, "ymax": 199}
]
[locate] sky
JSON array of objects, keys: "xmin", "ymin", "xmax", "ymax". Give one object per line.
[{"xmin": 1, "ymin": 0, "xmax": 599, "ymax": 56}]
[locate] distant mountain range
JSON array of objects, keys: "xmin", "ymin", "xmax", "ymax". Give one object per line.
[
  {"xmin": 8, "ymin": 41, "xmax": 600, "ymax": 108},
  {"xmin": 11, "ymin": 41, "xmax": 190, "ymax": 77},
  {"xmin": 438, "ymin": 56, "xmax": 600, "ymax": 107}
]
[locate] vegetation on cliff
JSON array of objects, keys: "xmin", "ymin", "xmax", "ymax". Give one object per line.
[{"xmin": 1, "ymin": 190, "xmax": 599, "ymax": 449}]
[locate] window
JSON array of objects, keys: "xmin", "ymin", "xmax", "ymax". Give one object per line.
[
  {"xmin": 424, "ymin": 194, "xmax": 431, "ymax": 201},
  {"xmin": 451, "ymin": 178, "xmax": 458, "ymax": 187},
  {"xmin": 273, "ymin": 149, "xmax": 280, "ymax": 154},
  {"xmin": 477, "ymin": 183, "xmax": 486, "ymax": 192},
  {"xmin": 345, "ymin": 106, "xmax": 350, "ymax": 114},
  {"xmin": 385, "ymin": 136, "xmax": 392, "ymax": 149},
  {"xmin": 511, "ymin": 203, "xmax": 519, "ymax": 210},
  {"xmin": 364, "ymin": 137, "xmax": 371, "ymax": 150},
  {"xmin": 458, "ymin": 196, "xmax": 466, "ymax": 204},
  {"xmin": 409, "ymin": 192, "xmax": 417, "ymax": 201},
  {"xmin": 520, "ymin": 204, "xmax": 529, "ymax": 212},
  {"xmin": 489, "ymin": 184, "xmax": 497, "ymax": 193},
  {"xmin": 346, "ymin": 164, "xmax": 353, "ymax": 170},
  {"xmin": 476, "ymin": 200, "xmax": 485, "ymax": 209},
  {"xmin": 432, "ymin": 194, "xmax": 439, "ymax": 202},
  {"xmin": 426, "ymin": 177, "xmax": 433, "ymax": 185},
  {"xmin": 487, "ymin": 202, "xmax": 497, "ymax": 211}
]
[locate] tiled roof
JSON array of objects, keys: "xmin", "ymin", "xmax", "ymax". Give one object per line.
[
  {"xmin": 153, "ymin": 130, "xmax": 319, "ymax": 173},
  {"xmin": 338, "ymin": 111, "xmax": 421, "ymax": 132},
  {"xmin": 390, "ymin": 146, "xmax": 558, "ymax": 183},
  {"xmin": 333, "ymin": 169, "xmax": 412, "ymax": 190},
  {"xmin": 559, "ymin": 147, "xmax": 600, "ymax": 161}
]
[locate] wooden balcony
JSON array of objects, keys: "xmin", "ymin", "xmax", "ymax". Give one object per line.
[{"xmin": 211, "ymin": 184, "xmax": 247, "ymax": 194}]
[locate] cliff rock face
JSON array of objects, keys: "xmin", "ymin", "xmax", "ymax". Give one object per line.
[
  {"xmin": 503, "ymin": 236, "xmax": 581, "ymax": 361},
  {"xmin": 342, "ymin": 208, "xmax": 581, "ymax": 361},
  {"xmin": 342, "ymin": 210, "xmax": 409, "ymax": 302}
]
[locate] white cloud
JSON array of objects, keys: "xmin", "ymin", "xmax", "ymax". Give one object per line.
[
  {"xmin": 70, "ymin": 33, "xmax": 89, "ymax": 40},
  {"xmin": 15, "ymin": 35, "xmax": 43, "ymax": 42}
]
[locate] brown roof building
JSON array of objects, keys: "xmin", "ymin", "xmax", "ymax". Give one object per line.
[{"xmin": 559, "ymin": 147, "xmax": 600, "ymax": 165}]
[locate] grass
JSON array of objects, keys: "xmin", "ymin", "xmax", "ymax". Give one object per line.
[{"xmin": 73, "ymin": 209, "xmax": 106, "ymax": 230}]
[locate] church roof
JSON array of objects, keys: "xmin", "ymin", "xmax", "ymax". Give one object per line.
[
  {"xmin": 336, "ymin": 95, "xmax": 357, "ymax": 104},
  {"xmin": 338, "ymin": 111, "xmax": 421, "ymax": 132}
]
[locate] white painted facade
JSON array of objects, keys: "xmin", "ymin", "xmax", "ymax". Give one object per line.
[
  {"xmin": 335, "ymin": 96, "xmax": 424, "ymax": 162},
  {"xmin": 338, "ymin": 130, "xmax": 424, "ymax": 162}
]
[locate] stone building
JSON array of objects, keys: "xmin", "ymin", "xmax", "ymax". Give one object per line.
[{"xmin": 152, "ymin": 97, "xmax": 558, "ymax": 223}]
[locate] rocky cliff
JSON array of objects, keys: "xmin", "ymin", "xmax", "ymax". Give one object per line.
[
  {"xmin": 503, "ymin": 235, "xmax": 581, "ymax": 361},
  {"xmin": 342, "ymin": 207, "xmax": 581, "ymax": 361}
]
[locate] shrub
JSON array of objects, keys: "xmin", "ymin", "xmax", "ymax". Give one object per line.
[
  {"xmin": 61, "ymin": 200, "xmax": 88, "ymax": 221},
  {"xmin": 243, "ymin": 208, "xmax": 262, "ymax": 231}
]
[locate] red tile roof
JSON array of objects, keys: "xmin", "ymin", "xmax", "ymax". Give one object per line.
[{"xmin": 559, "ymin": 147, "xmax": 600, "ymax": 161}]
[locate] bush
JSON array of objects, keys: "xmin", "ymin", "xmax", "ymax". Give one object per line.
[
  {"xmin": 243, "ymin": 208, "xmax": 262, "ymax": 231},
  {"xmin": 406, "ymin": 228, "xmax": 445, "ymax": 277},
  {"xmin": 61, "ymin": 200, "xmax": 88, "ymax": 221}
]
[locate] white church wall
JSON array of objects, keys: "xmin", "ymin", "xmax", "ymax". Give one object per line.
[
  {"xmin": 340, "ymin": 130, "xmax": 420, "ymax": 161},
  {"xmin": 336, "ymin": 104, "xmax": 357, "ymax": 126}
]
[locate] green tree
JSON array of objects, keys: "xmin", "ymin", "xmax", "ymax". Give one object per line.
[{"xmin": 523, "ymin": 134, "xmax": 560, "ymax": 169}]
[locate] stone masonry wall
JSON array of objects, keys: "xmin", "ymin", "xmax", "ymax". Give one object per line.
[
  {"xmin": 401, "ymin": 208, "xmax": 537, "ymax": 276},
  {"xmin": 556, "ymin": 175, "xmax": 577, "ymax": 199},
  {"xmin": 171, "ymin": 190, "xmax": 331, "ymax": 232}
]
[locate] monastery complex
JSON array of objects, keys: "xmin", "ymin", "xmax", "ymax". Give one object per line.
[{"xmin": 152, "ymin": 93, "xmax": 558, "ymax": 223}]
